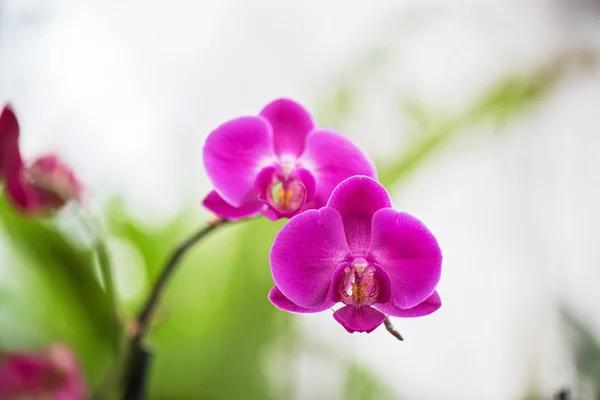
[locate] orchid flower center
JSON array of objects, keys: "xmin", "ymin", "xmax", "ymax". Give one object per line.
[
  {"xmin": 265, "ymin": 161, "xmax": 306, "ymax": 213},
  {"xmin": 338, "ymin": 258, "xmax": 379, "ymax": 307},
  {"xmin": 268, "ymin": 178, "xmax": 304, "ymax": 212}
]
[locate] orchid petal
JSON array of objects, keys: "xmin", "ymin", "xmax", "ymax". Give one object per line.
[
  {"xmin": 260, "ymin": 98, "xmax": 314, "ymax": 158},
  {"xmin": 202, "ymin": 190, "xmax": 263, "ymax": 220},
  {"xmin": 372, "ymin": 263, "xmax": 393, "ymax": 305},
  {"xmin": 295, "ymin": 168, "xmax": 316, "ymax": 204},
  {"xmin": 27, "ymin": 154, "xmax": 82, "ymax": 202},
  {"xmin": 0, "ymin": 107, "xmax": 51, "ymax": 214},
  {"xmin": 368, "ymin": 208, "xmax": 442, "ymax": 309},
  {"xmin": 0, "ymin": 106, "xmax": 21, "ymax": 174},
  {"xmin": 375, "ymin": 291, "xmax": 442, "ymax": 318},
  {"xmin": 270, "ymin": 208, "xmax": 351, "ymax": 308},
  {"xmin": 0, "ymin": 345, "xmax": 86, "ymax": 399},
  {"xmin": 326, "ymin": 176, "xmax": 391, "ymax": 253},
  {"xmin": 329, "ymin": 262, "xmax": 352, "ymax": 304},
  {"xmin": 268, "ymin": 286, "xmax": 334, "ymax": 314},
  {"xmin": 300, "ymin": 129, "xmax": 376, "ymax": 207},
  {"xmin": 203, "ymin": 116, "xmax": 274, "ymax": 207},
  {"xmin": 333, "ymin": 305, "xmax": 386, "ymax": 333},
  {"xmin": 255, "ymin": 165, "xmax": 278, "ymax": 197}
]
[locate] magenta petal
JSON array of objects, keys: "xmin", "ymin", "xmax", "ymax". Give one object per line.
[
  {"xmin": 202, "ymin": 190, "xmax": 263, "ymax": 220},
  {"xmin": 0, "ymin": 345, "xmax": 86, "ymax": 400},
  {"xmin": 368, "ymin": 208, "xmax": 442, "ymax": 309},
  {"xmin": 0, "ymin": 106, "xmax": 21, "ymax": 173},
  {"xmin": 4, "ymin": 176, "xmax": 38, "ymax": 213},
  {"xmin": 372, "ymin": 263, "xmax": 392, "ymax": 304},
  {"xmin": 333, "ymin": 305, "xmax": 386, "ymax": 333},
  {"xmin": 295, "ymin": 168, "xmax": 316, "ymax": 203},
  {"xmin": 6, "ymin": 180, "xmax": 64, "ymax": 215},
  {"xmin": 300, "ymin": 129, "xmax": 377, "ymax": 207},
  {"xmin": 260, "ymin": 98, "xmax": 314, "ymax": 158},
  {"xmin": 269, "ymin": 285, "xmax": 333, "ymax": 314},
  {"xmin": 255, "ymin": 166, "xmax": 284, "ymax": 217},
  {"xmin": 261, "ymin": 207, "xmax": 283, "ymax": 221},
  {"xmin": 0, "ymin": 108, "xmax": 72, "ymax": 215},
  {"xmin": 27, "ymin": 154, "xmax": 82, "ymax": 202},
  {"xmin": 0, "ymin": 107, "xmax": 47, "ymax": 214},
  {"xmin": 0, "ymin": 106, "xmax": 26, "ymax": 202},
  {"xmin": 0, "ymin": 353, "xmax": 47, "ymax": 394},
  {"xmin": 375, "ymin": 291, "xmax": 442, "ymax": 318},
  {"xmin": 270, "ymin": 208, "xmax": 351, "ymax": 308},
  {"xmin": 255, "ymin": 165, "xmax": 278, "ymax": 196},
  {"xmin": 329, "ymin": 262, "xmax": 351, "ymax": 303},
  {"xmin": 203, "ymin": 116, "xmax": 274, "ymax": 207},
  {"xmin": 326, "ymin": 176, "xmax": 391, "ymax": 253}
]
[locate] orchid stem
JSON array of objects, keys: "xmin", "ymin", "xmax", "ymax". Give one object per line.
[
  {"xmin": 383, "ymin": 317, "xmax": 404, "ymax": 341},
  {"xmin": 122, "ymin": 217, "xmax": 230, "ymax": 400},
  {"xmin": 135, "ymin": 217, "xmax": 229, "ymax": 336}
]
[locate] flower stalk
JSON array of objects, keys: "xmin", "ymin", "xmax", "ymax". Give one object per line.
[
  {"xmin": 135, "ymin": 217, "xmax": 229, "ymax": 336},
  {"xmin": 122, "ymin": 217, "xmax": 229, "ymax": 399}
]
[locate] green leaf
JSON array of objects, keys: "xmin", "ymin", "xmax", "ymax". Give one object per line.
[
  {"xmin": 0, "ymin": 195, "xmax": 119, "ymax": 382},
  {"xmin": 378, "ymin": 53, "xmax": 580, "ymax": 188},
  {"xmin": 561, "ymin": 308, "xmax": 600, "ymax": 396}
]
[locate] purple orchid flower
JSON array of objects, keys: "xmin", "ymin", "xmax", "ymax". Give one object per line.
[
  {"xmin": 202, "ymin": 98, "xmax": 376, "ymax": 220},
  {"xmin": 0, "ymin": 105, "xmax": 83, "ymax": 216},
  {"xmin": 268, "ymin": 175, "xmax": 442, "ymax": 333}
]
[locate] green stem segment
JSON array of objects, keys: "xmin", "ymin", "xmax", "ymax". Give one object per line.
[
  {"xmin": 135, "ymin": 218, "xmax": 229, "ymax": 336},
  {"xmin": 122, "ymin": 218, "xmax": 230, "ymax": 399}
]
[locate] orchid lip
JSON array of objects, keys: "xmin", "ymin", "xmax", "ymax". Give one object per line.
[
  {"xmin": 267, "ymin": 178, "xmax": 305, "ymax": 212},
  {"xmin": 256, "ymin": 162, "xmax": 317, "ymax": 217},
  {"xmin": 332, "ymin": 262, "xmax": 381, "ymax": 307}
]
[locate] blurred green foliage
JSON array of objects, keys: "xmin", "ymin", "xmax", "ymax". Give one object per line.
[
  {"xmin": 343, "ymin": 363, "xmax": 394, "ymax": 400},
  {"xmin": 0, "ymin": 196, "xmax": 117, "ymax": 386},
  {"xmin": 562, "ymin": 308, "xmax": 600, "ymax": 399}
]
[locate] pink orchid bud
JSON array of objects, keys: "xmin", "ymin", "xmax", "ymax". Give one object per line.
[
  {"xmin": 0, "ymin": 344, "xmax": 86, "ymax": 400},
  {"xmin": 26, "ymin": 154, "xmax": 83, "ymax": 204},
  {"xmin": 0, "ymin": 105, "xmax": 83, "ymax": 216}
]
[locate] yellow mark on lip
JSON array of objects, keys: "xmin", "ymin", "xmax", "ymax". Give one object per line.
[
  {"xmin": 276, "ymin": 187, "xmax": 294, "ymax": 210},
  {"xmin": 351, "ymin": 282, "xmax": 367, "ymax": 304}
]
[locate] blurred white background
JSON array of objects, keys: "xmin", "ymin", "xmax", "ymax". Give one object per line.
[{"xmin": 0, "ymin": 0, "xmax": 599, "ymax": 399}]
